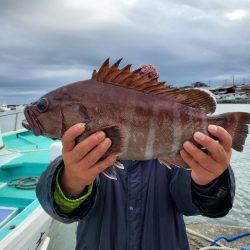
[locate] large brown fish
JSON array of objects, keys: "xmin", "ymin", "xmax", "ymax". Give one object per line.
[{"xmin": 22, "ymin": 58, "xmax": 250, "ymax": 179}]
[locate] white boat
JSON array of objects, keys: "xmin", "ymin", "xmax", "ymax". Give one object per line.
[
  {"xmin": 0, "ymin": 105, "xmax": 11, "ymax": 112},
  {"xmin": 0, "ymin": 111, "xmax": 62, "ymax": 250}
]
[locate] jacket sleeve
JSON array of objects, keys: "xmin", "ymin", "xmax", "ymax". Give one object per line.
[
  {"xmin": 191, "ymin": 167, "xmax": 235, "ymax": 218},
  {"xmin": 169, "ymin": 165, "xmax": 235, "ymax": 218},
  {"xmin": 36, "ymin": 156, "xmax": 98, "ymax": 223},
  {"xmin": 54, "ymin": 167, "xmax": 94, "ymax": 213}
]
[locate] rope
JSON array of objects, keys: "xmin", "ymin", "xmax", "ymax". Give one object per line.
[
  {"xmin": 0, "ymin": 148, "xmax": 49, "ymax": 156},
  {"xmin": 211, "ymin": 232, "xmax": 250, "ymax": 246},
  {"xmin": 186, "ymin": 228, "xmax": 225, "ymax": 247},
  {"xmin": 187, "ymin": 227, "xmax": 250, "ymax": 250},
  {"xmin": 199, "ymin": 247, "xmax": 238, "ymax": 250},
  {"xmin": 7, "ymin": 177, "xmax": 39, "ymax": 189},
  {"xmin": 7, "ymin": 148, "xmax": 49, "ymax": 153}
]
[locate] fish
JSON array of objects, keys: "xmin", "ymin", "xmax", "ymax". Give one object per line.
[{"xmin": 22, "ymin": 58, "xmax": 250, "ymax": 179}]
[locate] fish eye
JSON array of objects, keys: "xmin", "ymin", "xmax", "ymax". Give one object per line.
[
  {"xmin": 36, "ymin": 98, "xmax": 48, "ymax": 112},
  {"xmin": 147, "ymin": 73, "xmax": 152, "ymax": 79}
]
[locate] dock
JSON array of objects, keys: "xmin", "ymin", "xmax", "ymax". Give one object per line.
[{"xmin": 187, "ymin": 223, "xmax": 250, "ymax": 249}]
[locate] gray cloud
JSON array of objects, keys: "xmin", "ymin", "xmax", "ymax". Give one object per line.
[{"xmin": 1, "ymin": 0, "xmax": 250, "ymax": 103}]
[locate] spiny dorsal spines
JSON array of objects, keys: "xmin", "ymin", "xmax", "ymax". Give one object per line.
[
  {"xmin": 112, "ymin": 64, "xmax": 132, "ymax": 84},
  {"xmin": 94, "ymin": 57, "xmax": 171, "ymax": 95},
  {"xmin": 94, "ymin": 58, "xmax": 163, "ymax": 89},
  {"xmin": 129, "ymin": 74, "xmax": 155, "ymax": 88},
  {"xmin": 123, "ymin": 70, "xmax": 150, "ymax": 85},
  {"xmin": 95, "ymin": 58, "xmax": 110, "ymax": 81},
  {"xmin": 144, "ymin": 83, "xmax": 167, "ymax": 93},
  {"xmin": 132, "ymin": 68, "xmax": 142, "ymax": 74},
  {"xmin": 104, "ymin": 69, "xmax": 121, "ymax": 82},
  {"xmin": 111, "ymin": 58, "xmax": 123, "ymax": 68},
  {"xmin": 92, "ymin": 58, "xmax": 216, "ymax": 114},
  {"xmin": 92, "ymin": 69, "xmax": 97, "ymax": 79},
  {"xmin": 103, "ymin": 58, "xmax": 123, "ymax": 82},
  {"xmin": 122, "ymin": 73, "xmax": 141, "ymax": 85}
]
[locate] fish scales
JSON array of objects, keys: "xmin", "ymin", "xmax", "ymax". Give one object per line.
[
  {"xmin": 72, "ymin": 80, "xmax": 208, "ymax": 163},
  {"xmin": 22, "ymin": 58, "xmax": 250, "ymax": 177}
]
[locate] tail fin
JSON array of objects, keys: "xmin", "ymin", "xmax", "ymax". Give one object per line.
[{"xmin": 209, "ymin": 112, "xmax": 250, "ymax": 152}]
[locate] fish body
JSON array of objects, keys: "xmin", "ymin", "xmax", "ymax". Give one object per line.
[{"xmin": 23, "ymin": 58, "xmax": 250, "ymax": 171}]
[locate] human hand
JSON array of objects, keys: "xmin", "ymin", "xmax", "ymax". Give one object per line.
[
  {"xmin": 60, "ymin": 123, "xmax": 117, "ymax": 196},
  {"xmin": 180, "ymin": 125, "xmax": 232, "ymax": 186}
]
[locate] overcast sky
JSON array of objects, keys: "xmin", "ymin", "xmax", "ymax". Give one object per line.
[{"xmin": 1, "ymin": 0, "xmax": 250, "ymax": 104}]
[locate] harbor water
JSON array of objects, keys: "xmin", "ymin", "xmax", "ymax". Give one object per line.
[{"xmin": 0, "ymin": 104, "xmax": 249, "ymax": 249}]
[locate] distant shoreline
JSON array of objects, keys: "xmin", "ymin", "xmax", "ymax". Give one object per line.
[{"xmin": 217, "ymin": 99, "xmax": 250, "ymax": 104}]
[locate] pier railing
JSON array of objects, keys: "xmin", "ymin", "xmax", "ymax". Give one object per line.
[{"xmin": 0, "ymin": 110, "xmax": 24, "ymax": 132}]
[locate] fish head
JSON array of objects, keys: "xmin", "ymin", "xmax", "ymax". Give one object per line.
[{"xmin": 22, "ymin": 84, "xmax": 90, "ymax": 139}]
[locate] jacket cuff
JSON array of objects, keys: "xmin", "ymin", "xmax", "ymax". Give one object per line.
[
  {"xmin": 52, "ymin": 160, "xmax": 98, "ymax": 219},
  {"xmin": 54, "ymin": 166, "xmax": 94, "ymax": 213},
  {"xmin": 191, "ymin": 167, "xmax": 235, "ymax": 218}
]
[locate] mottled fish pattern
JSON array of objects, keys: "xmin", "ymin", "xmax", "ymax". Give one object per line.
[{"xmin": 23, "ymin": 58, "xmax": 250, "ymax": 179}]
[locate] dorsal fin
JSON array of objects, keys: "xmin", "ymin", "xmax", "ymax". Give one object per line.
[{"xmin": 92, "ymin": 58, "xmax": 216, "ymax": 114}]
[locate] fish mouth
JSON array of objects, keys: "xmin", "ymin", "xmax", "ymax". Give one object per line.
[
  {"xmin": 22, "ymin": 107, "xmax": 43, "ymax": 136},
  {"xmin": 22, "ymin": 119, "xmax": 30, "ymax": 130}
]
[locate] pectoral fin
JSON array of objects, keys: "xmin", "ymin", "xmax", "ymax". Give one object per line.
[
  {"xmin": 102, "ymin": 161, "xmax": 125, "ymax": 180},
  {"xmin": 102, "ymin": 166, "xmax": 118, "ymax": 180},
  {"xmin": 77, "ymin": 124, "xmax": 125, "ymax": 156},
  {"xmin": 159, "ymin": 156, "xmax": 189, "ymax": 169},
  {"xmin": 101, "ymin": 125, "xmax": 125, "ymax": 157},
  {"xmin": 114, "ymin": 161, "xmax": 124, "ymax": 169},
  {"xmin": 158, "ymin": 159, "xmax": 172, "ymax": 169}
]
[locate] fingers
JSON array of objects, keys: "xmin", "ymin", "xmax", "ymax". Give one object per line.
[
  {"xmin": 192, "ymin": 125, "xmax": 232, "ymax": 163},
  {"xmin": 208, "ymin": 125, "xmax": 232, "ymax": 152},
  {"xmin": 62, "ymin": 123, "xmax": 85, "ymax": 152},
  {"xmin": 180, "ymin": 149, "xmax": 200, "ymax": 171},
  {"xmin": 182, "ymin": 141, "xmax": 215, "ymax": 173},
  {"xmin": 90, "ymin": 155, "xmax": 117, "ymax": 176},
  {"xmin": 180, "ymin": 149, "xmax": 214, "ymax": 185},
  {"xmin": 61, "ymin": 124, "xmax": 118, "ymax": 191},
  {"xmin": 72, "ymin": 131, "xmax": 106, "ymax": 162},
  {"xmin": 180, "ymin": 126, "xmax": 232, "ymax": 185},
  {"xmin": 193, "ymin": 131, "xmax": 227, "ymax": 163},
  {"xmin": 81, "ymin": 138, "xmax": 112, "ymax": 167}
]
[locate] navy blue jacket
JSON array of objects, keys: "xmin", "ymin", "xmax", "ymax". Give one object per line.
[{"xmin": 36, "ymin": 157, "xmax": 235, "ymax": 250}]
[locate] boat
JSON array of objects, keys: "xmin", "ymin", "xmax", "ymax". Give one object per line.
[
  {"xmin": 0, "ymin": 105, "xmax": 11, "ymax": 112},
  {"xmin": 0, "ymin": 111, "xmax": 62, "ymax": 250},
  {"xmin": 0, "ymin": 104, "xmax": 26, "ymax": 112}
]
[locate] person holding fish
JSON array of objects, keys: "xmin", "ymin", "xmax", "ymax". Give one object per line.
[{"xmin": 31, "ymin": 59, "xmax": 250, "ymax": 250}]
